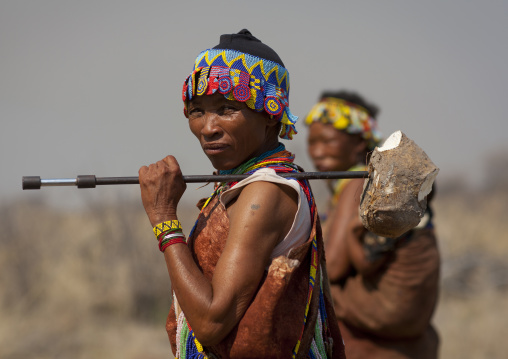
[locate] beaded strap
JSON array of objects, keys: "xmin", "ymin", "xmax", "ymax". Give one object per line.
[
  {"xmin": 153, "ymin": 220, "xmax": 182, "ymax": 238},
  {"xmin": 292, "ymin": 235, "xmax": 319, "ymax": 358}
]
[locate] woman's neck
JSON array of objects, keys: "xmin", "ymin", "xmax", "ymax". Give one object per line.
[{"xmin": 219, "ymin": 142, "xmax": 286, "ymax": 175}]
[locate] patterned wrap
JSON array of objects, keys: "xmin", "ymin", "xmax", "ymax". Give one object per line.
[
  {"xmin": 182, "ymin": 49, "xmax": 299, "ymax": 140},
  {"xmin": 304, "ymin": 97, "xmax": 382, "ymax": 150}
]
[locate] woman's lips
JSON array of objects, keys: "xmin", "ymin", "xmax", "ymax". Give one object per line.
[{"xmin": 203, "ymin": 143, "xmax": 229, "ymax": 155}]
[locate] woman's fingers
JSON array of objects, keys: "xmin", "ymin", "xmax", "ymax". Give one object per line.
[{"xmin": 139, "ymin": 156, "xmax": 187, "ymax": 226}]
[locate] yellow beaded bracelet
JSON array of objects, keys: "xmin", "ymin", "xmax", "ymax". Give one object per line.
[{"xmin": 153, "ymin": 220, "xmax": 182, "ymax": 238}]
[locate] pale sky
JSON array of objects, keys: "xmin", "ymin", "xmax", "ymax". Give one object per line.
[{"xmin": 1, "ymin": 1, "xmax": 507, "ymax": 207}]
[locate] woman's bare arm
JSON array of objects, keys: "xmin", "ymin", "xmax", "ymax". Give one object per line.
[{"xmin": 325, "ymin": 179, "xmax": 387, "ymax": 282}]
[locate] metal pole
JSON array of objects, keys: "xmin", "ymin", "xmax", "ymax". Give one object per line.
[{"xmin": 22, "ymin": 171, "xmax": 369, "ymax": 190}]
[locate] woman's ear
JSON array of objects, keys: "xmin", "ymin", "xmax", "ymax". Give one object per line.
[
  {"xmin": 264, "ymin": 114, "xmax": 281, "ymax": 138},
  {"xmin": 266, "ymin": 114, "xmax": 280, "ymax": 128},
  {"xmin": 353, "ymin": 137, "xmax": 368, "ymax": 163},
  {"xmin": 356, "ymin": 138, "xmax": 368, "ymax": 153}
]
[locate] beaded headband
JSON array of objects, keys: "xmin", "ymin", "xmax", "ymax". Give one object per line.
[
  {"xmin": 182, "ymin": 49, "xmax": 298, "ymax": 140},
  {"xmin": 304, "ymin": 97, "xmax": 382, "ymax": 150}
]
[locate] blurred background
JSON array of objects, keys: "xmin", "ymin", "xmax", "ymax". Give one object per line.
[{"xmin": 1, "ymin": 1, "xmax": 507, "ymax": 358}]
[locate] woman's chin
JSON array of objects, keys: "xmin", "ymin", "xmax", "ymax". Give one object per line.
[
  {"xmin": 313, "ymin": 160, "xmax": 349, "ymax": 172},
  {"xmin": 209, "ymin": 158, "xmax": 239, "ymax": 171},
  {"xmin": 315, "ymin": 164, "xmax": 333, "ymax": 172}
]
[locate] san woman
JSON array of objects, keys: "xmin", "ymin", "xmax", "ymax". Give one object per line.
[
  {"xmin": 305, "ymin": 91, "xmax": 440, "ymax": 359},
  {"xmin": 139, "ymin": 30, "xmax": 346, "ymax": 359}
]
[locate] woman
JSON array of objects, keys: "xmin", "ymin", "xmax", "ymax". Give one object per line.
[
  {"xmin": 139, "ymin": 30, "xmax": 346, "ymax": 359},
  {"xmin": 305, "ymin": 91, "xmax": 440, "ymax": 359}
]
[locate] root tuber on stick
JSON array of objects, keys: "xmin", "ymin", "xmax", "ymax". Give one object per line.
[{"xmin": 360, "ymin": 131, "xmax": 439, "ymax": 238}]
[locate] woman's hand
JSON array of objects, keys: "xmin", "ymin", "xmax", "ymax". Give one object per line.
[{"xmin": 139, "ymin": 155, "xmax": 187, "ymax": 226}]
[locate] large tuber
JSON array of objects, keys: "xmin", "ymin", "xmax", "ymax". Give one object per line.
[{"xmin": 360, "ymin": 131, "xmax": 439, "ymax": 238}]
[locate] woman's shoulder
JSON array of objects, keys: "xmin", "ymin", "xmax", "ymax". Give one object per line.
[
  {"xmin": 220, "ymin": 168, "xmax": 302, "ymax": 207},
  {"xmin": 332, "ymin": 177, "xmax": 364, "ymax": 212}
]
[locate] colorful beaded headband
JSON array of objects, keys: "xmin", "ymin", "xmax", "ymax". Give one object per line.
[
  {"xmin": 304, "ymin": 97, "xmax": 382, "ymax": 150},
  {"xmin": 182, "ymin": 49, "xmax": 299, "ymax": 140}
]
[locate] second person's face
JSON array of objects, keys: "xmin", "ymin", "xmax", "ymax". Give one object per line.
[
  {"xmin": 307, "ymin": 122, "xmax": 365, "ymax": 172},
  {"xmin": 187, "ymin": 93, "xmax": 278, "ymax": 170}
]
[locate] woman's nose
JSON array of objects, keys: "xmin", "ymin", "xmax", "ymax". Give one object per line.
[
  {"xmin": 201, "ymin": 112, "xmax": 222, "ymax": 139},
  {"xmin": 309, "ymin": 142, "xmax": 325, "ymax": 160}
]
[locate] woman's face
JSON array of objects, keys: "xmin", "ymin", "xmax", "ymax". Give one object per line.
[
  {"xmin": 187, "ymin": 92, "xmax": 279, "ymax": 170},
  {"xmin": 307, "ymin": 122, "xmax": 366, "ymax": 172}
]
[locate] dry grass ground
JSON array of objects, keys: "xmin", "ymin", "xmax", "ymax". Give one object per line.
[
  {"xmin": 0, "ymin": 198, "xmax": 182, "ymax": 358},
  {"xmin": 432, "ymin": 186, "xmax": 508, "ymax": 358},
  {"xmin": 1, "ymin": 181, "xmax": 507, "ymax": 358}
]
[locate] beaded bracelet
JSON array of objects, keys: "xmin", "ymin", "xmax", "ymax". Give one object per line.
[
  {"xmin": 153, "ymin": 220, "xmax": 182, "ymax": 238},
  {"xmin": 156, "ymin": 227, "xmax": 184, "ymax": 242},
  {"xmin": 159, "ymin": 232, "xmax": 185, "ymax": 242},
  {"xmin": 159, "ymin": 231, "xmax": 187, "ymax": 252},
  {"xmin": 159, "ymin": 237, "xmax": 187, "ymax": 252}
]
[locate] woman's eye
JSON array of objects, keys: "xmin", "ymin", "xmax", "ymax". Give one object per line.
[
  {"xmin": 188, "ymin": 108, "xmax": 203, "ymax": 117},
  {"xmin": 220, "ymin": 105, "xmax": 239, "ymax": 114}
]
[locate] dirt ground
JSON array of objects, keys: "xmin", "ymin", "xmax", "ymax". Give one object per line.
[{"xmin": 1, "ymin": 180, "xmax": 507, "ymax": 358}]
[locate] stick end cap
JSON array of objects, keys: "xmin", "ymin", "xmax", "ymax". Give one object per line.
[{"xmin": 22, "ymin": 176, "xmax": 41, "ymax": 190}]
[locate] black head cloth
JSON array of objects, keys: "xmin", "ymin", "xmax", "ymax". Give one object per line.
[{"xmin": 212, "ymin": 29, "xmax": 285, "ymax": 67}]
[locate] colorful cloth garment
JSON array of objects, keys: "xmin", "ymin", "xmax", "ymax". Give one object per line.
[
  {"xmin": 182, "ymin": 49, "xmax": 299, "ymax": 140},
  {"xmin": 304, "ymin": 97, "xmax": 382, "ymax": 150},
  {"xmin": 168, "ymin": 145, "xmax": 345, "ymax": 359}
]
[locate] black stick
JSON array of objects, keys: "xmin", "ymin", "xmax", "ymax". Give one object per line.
[{"xmin": 22, "ymin": 171, "xmax": 369, "ymax": 190}]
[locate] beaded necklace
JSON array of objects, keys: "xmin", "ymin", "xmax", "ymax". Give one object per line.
[
  {"xmin": 219, "ymin": 143, "xmax": 291, "ymax": 175},
  {"xmin": 192, "ymin": 143, "xmax": 311, "ymax": 218}
]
